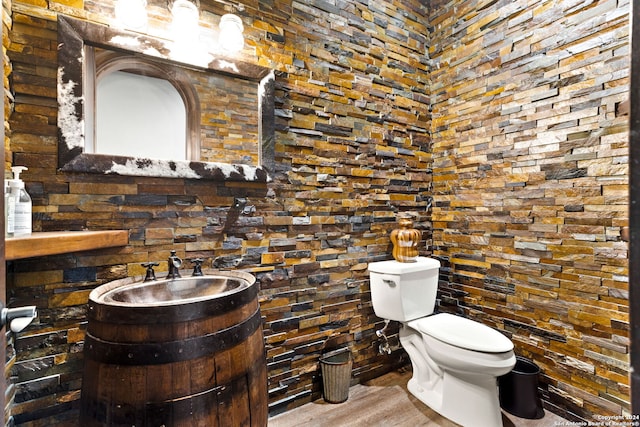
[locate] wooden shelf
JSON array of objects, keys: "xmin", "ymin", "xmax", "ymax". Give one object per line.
[{"xmin": 6, "ymin": 230, "xmax": 129, "ymax": 260}]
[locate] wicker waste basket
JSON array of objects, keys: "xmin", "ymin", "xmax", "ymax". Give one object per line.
[{"xmin": 319, "ymin": 348, "xmax": 352, "ymax": 403}]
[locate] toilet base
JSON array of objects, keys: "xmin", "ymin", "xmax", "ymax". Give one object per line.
[
  {"xmin": 407, "ymin": 371, "xmax": 504, "ymax": 427},
  {"xmin": 399, "ymin": 323, "xmax": 508, "ymax": 427}
]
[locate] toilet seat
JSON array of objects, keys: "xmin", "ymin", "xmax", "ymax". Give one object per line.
[{"xmin": 409, "ymin": 313, "xmax": 513, "ymax": 353}]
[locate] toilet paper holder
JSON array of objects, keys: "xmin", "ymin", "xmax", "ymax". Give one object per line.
[{"xmin": 0, "ymin": 302, "xmax": 37, "ymax": 333}]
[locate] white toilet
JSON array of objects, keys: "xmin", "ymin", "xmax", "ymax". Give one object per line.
[{"xmin": 369, "ymin": 257, "xmax": 516, "ymax": 427}]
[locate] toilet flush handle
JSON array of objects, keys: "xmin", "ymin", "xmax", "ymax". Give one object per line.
[{"xmin": 381, "ymin": 275, "xmax": 397, "ymax": 287}]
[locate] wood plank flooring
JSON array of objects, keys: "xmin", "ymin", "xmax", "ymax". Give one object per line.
[{"xmin": 269, "ymin": 368, "xmax": 569, "ymax": 427}]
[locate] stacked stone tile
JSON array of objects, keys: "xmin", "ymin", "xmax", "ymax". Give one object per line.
[
  {"xmin": 1, "ymin": 0, "xmax": 631, "ymax": 425},
  {"xmin": 429, "ymin": 0, "xmax": 630, "ymax": 421},
  {"xmin": 4, "ymin": 0, "xmax": 432, "ymax": 424}
]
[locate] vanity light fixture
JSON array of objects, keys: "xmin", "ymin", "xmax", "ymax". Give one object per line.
[
  {"xmin": 169, "ymin": 0, "xmax": 245, "ymax": 54},
  {"xmin": 219, "ymin": 14, "xmax": 245, "ymax": 53},
  {"xmin": 114, "ymin": 0, "xmax": 148, "ymax": 31},
  {"xmin": 168, "ymin": 0, "xmax": 213, "ymax": 66},
  {"xmin": 114, "ymin": 0, "xmax": 245, "ymax": 60},
  {"xmin": 170, "ymin": 0, "xmax": 200, "ymax": 40}
]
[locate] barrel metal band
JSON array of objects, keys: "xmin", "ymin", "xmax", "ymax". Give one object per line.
[
  {"xmin": 81, "ymin": 361, "xmax": 267, "ymax": 425},
  {"xmin": 83, "ymin": 308, "xmax": 262, "ymax": 365},
  {"xmin": 88, "ymin": 281, "xmax": 259, "ymax": 324},
  {"xmin": 144, "ymin": 362, "xmax": 266, "ymax": 425}
]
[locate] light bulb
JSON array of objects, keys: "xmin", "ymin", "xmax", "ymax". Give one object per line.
[
  {"xmin": 219, "ymin": 14, "xmax": 244, "ymax": 53},
  {"xmin": 171, "ymin": 0, "xmax": 200, "ymax": 41},
  {"xmin": 169, "ymin": 0, "xmax": 211, "ymax": 66},
  {"xmin": 115, "ymin": 0, "xmax": 148, "ymax": 31}
]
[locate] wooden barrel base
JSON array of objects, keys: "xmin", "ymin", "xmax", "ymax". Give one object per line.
[
  {"xmin": 80, "ymin": 272, "xmax": 267, "ymax": 427},
  {"xmin": 81, "ymin": 327, "xmax": 267, "ymax": 427}
]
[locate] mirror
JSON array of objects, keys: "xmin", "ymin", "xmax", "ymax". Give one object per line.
[{"xmin": 57, "ymin": 15, "xmax": 275, "ymax": 181}]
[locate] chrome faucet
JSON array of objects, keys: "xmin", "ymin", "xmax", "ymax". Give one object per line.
[{"xmin": 167, "ymin": 250, "xmax": 182, "ymax": 279}]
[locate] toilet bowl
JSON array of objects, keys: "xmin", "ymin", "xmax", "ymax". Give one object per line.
[
  {"xmin": 405, "ymin": 313, "xmax": 515, "ymax": 427},
  {"xmin": 410, "ymin": 313, "xmax": 515, "ymax": 375},
  {"xmin": 369, "ymin": 258, "xmax": 516, "ymax": 427}
]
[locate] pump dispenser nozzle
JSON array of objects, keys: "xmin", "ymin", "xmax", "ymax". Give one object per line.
[{"xmin": 11, "ymin": 166, "xmax": 27, "ymax": 180}]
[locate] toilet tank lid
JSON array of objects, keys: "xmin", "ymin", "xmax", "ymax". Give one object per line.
[
  {"xmin": 412, "ymin": 313, "xmax": 514, "ymax": 353},
  {"xmin": 368, "ymin": 257, "xmax": 441, "ymax": 274}
]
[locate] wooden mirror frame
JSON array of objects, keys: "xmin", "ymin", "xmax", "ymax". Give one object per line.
[{"xmin": 57, "ymin": 15, "xmax": 275, "ymax": 182}]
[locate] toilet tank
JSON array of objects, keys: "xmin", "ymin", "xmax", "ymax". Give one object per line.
[{"xmin": 368, "ymin": 257, "xmax": 441, "ymax": 322}]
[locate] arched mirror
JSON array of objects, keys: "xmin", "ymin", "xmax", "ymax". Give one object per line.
[
  {"xmin": 95, "ymin": 70, "xmax": 189, "ymax": 160},
  {"xmin": 89, "ymin": 49, "xmax": 197, "ymax": 161},
  {"xmin": 57, "ymin": 15, "xmax": 275, "ymax": 181}
]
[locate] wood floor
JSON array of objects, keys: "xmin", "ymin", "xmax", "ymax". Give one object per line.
[{"xmin": 269, "ymin": 368, "xmax": 569, "ymax": 427}]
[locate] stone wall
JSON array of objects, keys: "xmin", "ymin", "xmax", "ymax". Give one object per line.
[
  {"xmin": 429, "ymin": 0, "xmax": 630, "ymax": 422},
  {"xmin": 2, "ymin": 0, "xmax": 632, "ymax": 425},
  {"xmin": 5, "ymin": 0, "xmax": 432, "ymax": 425}
]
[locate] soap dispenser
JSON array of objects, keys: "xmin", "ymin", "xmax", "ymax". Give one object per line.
[
  {"xmin": 5, "ymin": 179, "xmax": 14, "ymax": 237},
  {"xmin": 9, "ymin": 166, "xmax": 31, "ymax": 236}
]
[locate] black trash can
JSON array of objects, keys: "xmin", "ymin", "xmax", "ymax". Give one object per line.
[{"xmin": 499, "ymin": 356, "xmax": 544, "ymax": 419}]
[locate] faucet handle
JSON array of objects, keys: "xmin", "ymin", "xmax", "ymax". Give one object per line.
[
  {"xmin": 190, "ymin": 258, "xmax": 204, "ymax": 276},
  {"xmin": 141, "ymin": 262, "xmax": 159, "ymax": 282}
]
